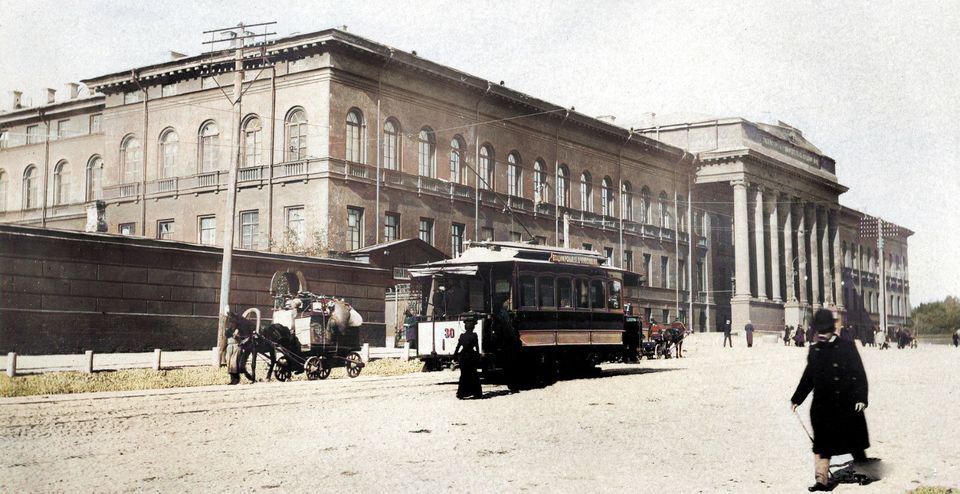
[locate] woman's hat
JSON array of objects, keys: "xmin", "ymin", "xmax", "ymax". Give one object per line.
[{"xmin": 811, "ymin": 308, "xmax": 836, "ymax": 333}]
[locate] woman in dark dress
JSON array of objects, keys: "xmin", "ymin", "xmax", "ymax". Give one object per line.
[
  {"xmin": 454, "ymin": 316, "xmax": 482, "ymax": 399},
  {"xmin": 791, "ymin": 309, "xmax": 870, "ymax": 491}
]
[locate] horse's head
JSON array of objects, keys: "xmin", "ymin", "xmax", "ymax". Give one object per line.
[{"xmin": 225, "ymin": 311, "xmax": 257, "ymax": 338}]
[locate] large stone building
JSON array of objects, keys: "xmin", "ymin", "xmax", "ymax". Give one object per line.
[{"xmin": 0, "ymin": 28, "xmax": 910, "ymax": 334}]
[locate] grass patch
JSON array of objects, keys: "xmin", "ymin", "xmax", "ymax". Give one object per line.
[{"xmin": 0, "ymin": 358, "xmax": 424, "ymax": 398}]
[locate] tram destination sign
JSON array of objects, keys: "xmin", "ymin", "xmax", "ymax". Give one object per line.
[{"xmin": 549, "ymin": 253, "xmax": 600, "ymax": 265}]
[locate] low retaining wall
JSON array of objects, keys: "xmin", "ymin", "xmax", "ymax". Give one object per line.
[{"xmin": 0, "ymin": 225, "xmax": 391, "ymax": 354}]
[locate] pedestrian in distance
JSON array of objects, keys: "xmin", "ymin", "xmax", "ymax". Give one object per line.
[
  {"xmin": 794, "ymin": 326, "xmax": 806, "ymax": 347},
  {"xmin": 791, "ymin": 308, "xmax": 871, "ymax": 492},
  {"xmin": 745, "ymin": 320, "xmax": 755, "ymax": 348},
  {"xmin": 723, "ymin": 319, "xmax": 733, "ymax": 348},
  {"xmin": 784, "ymin": 325, "xmax": 793, "ymax": 346},
  {"xmin": 953, "ymin": 328, "xmax": 959, "ymax": 348},
  {"xmin": 402, "ymin": 308, "xmax": 418, "ymax": 350},
  {"xmin": 453, "ymin": 312, "xmax": 482, "ymax": 399}
]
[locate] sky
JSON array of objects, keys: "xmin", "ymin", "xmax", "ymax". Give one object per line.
[{"xmin": 1, "ymin": 0, "xmax": 957, "ymax": 304}]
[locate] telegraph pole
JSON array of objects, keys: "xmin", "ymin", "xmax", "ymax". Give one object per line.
[{"xmin": 203, "ymin": 22, "xmax": 276, "ymax": 364}]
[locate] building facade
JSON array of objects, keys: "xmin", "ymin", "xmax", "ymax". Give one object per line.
[{"xmin": 0, "ymin": 28, "xmax": 909, "ymax": 334}]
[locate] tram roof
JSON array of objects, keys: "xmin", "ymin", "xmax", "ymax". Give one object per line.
[{"xmin": 408, "ymin": 241, "xmax": 617, "ymax": 277}]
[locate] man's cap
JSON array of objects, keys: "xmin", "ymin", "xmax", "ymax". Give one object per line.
[{"xmin": 811, "ymin": 309, "xmax": 836, "ymax": 333}]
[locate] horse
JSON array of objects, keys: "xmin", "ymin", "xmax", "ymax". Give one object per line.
[{"xmin": 668, "ymin": 321, "xmax": 687, "ymax": 358}]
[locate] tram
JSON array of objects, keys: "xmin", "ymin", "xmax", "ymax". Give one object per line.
[{"xmin": 409, "ymin": 241, "xmax": 640, "ymax": 381}]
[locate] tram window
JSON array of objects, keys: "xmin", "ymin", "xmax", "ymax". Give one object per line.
[
  {"xmin": 538, "ymin": 276, "xmax": 555, "ymax": 308},
  {"xmin": 608, "ymin": 280, "xmax": 622, "ymax": 310},
  {"xmin": 589, "ymin": 279, "xmax": 606, "ymax": 309},
  {"xmin": 575, "ymin": 278, "xmax": 590, "ymax": 309},
  {"xmin": 519, "ymin": 276, "xmax": 536, "ymax": 308},
  {"xmin": 558, "ymin": 277, "xmax": 573, "ymax": 308},
  {"xmin": 469, "ymin": 280, "xmax": 485, "ymax": 311}
]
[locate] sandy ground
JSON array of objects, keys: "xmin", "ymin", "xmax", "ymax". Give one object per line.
[{"xmin": 1, "ymin": 333, "xmax": 957, "ymax": 493}]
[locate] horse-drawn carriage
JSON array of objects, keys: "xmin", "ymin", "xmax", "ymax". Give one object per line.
[
  {"xmin": 638, "ymin": 320, "xmax": 687, "ymax": 359},
  {"xmin": 227, "ymin": 271, "xmax": 366, "ymax": 383}
]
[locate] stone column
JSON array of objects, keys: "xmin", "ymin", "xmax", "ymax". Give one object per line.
[
  {"xmin": 732, "ymin": 180, "xmax": 751, "ymax": 299},
  {"xmin": 797, "ymin": 203, "xmax": 808, "ymax": 305},
  {"xmin": 704, "ymin": 213, "xmax": 713, "ymax": 305},
  {"xmin": 832, "ymin": 210, "xmax": 843, "ymax": 309},
  {"xmin": 754, "ymin": 187, "xmax": 767, "ymax": 299},
  {"xmin": 821, "ymin": 207, "xmax": 832, "ymax": 306},
  {"xmin": 769, "ymin": 195, "xmax": 781, "ymax": 303},
  {"xmin": 810, "ymin": 205, "xmax": 821, "ymax": 308},
  {"xmin": 784, "ymin": 198, "xmax": 795, "ymax": 301}
]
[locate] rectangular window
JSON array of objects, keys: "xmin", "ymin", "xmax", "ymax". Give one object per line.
[
  {"xmin": 199, "ymin": 215, "xmax": 216, "ymax": 246},
  {"xmin": 644, "ymin": 254, "xmax": 652, "ymax": 282},
  {"xmin": 285, "ymin": 206, "xmax": 305, "ymax": 245},
  {"xmin": 661, "ymin": 256, "xmax": 669, "ymax": 288},
  {"xmin": 89, "ymin": 114, "xmax": 102, "ymax": 134},
  {"xmin": 662, "ymin": 309, "xmax": 670, "ymax": 323},
  {"xmin": 240, "ymin": 211, "xmax": 259, "ymax": 249},
  {"xmin": 481, "ymin": 227, "xmax": 494, "ymax": 242},
  {"xmin": 123, "ymin": 91, "xmax": 140, "ymax": 105},
  {"xmin": 451, "ymin": 223, "xmax": 465, "ymax": 257},
  {"xmin": 604, "ymin": 247, "xmax": 614, "ymax": 265},
  {"xmin": 558, "ymin": 278, "xmax": 573, "ymax": 308},
  {"xmin": 538, "ymin": 276, "xmax": 556, "ymax": 308},
  {"xmin": 419, "ymin": 218, "xmax": 434, "ymax": 245},
  {"xmin": 535, "ymin": 236, "xmax": 547, "ymax": 245},
  {"xmin": 509, "ymin": 231, "xmax": 522, "ymax": 242},
  {"xmin": 347, "ymin": 207, "xmax": 364, "ymax": 250},
  {"xmin": 519, "ymin": 275, "xmax": 536, "ymax": 308},
  {"xmin": 56, "ymin": 120, "xmax": 69, "ymax": 139},
  {"xmin": 161, "ymin": 83, "xmax": 178, "ymax": 97},
  {"xmin": 26, "ymin": 125, "xmax": 40, "ymax": 145},
  {"xmin": 119, "ymin": 223, "xmax": 136, "ymax": 236},
  {"xmin": 384, "ymin": 213, "xmax": 400, "ymax": 242},
  {"xmin": 624, "ymin": 250, "xmax": 634, "ymax": 272},
  {"xmin": 582, "ymin": 242, "xmax": 592, "ymax": 251},
  {"xmin": 157, "ymin": 219, "xmax": 174, "ymax": 240}
]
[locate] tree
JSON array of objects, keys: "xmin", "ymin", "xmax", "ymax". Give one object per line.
[{"xmin": 911, "ymin": 296, "xmax": 960, "ymax": 335}]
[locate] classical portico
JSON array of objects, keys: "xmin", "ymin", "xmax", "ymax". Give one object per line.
[{"xmin": 648, "ymin": 118, "xmax": 850, "ymax": 333}]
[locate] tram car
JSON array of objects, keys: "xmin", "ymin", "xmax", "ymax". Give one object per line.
[{"xmin": 409, "ymin": 241, "xmax": 643, "ymax": 382}]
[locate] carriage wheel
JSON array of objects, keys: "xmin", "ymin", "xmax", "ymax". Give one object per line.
[
  {"xmin": 345, "ymin": 352, "xmax": 363, "ymax": 378},
  {"xmin": 304, "ymin": 356, "xmax": 332, "ymax": 380},
  {"xmin": 274, "ymin": 356, "xmax": 292, "ymax": 382}
]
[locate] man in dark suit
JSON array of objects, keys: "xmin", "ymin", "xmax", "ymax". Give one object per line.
[
  {"xmin": 791, "ymin": 309, "xmax": 871, "ymax": 491},
  {"xmin": 723, "ymin": 319, "xmax": 733, "ymax": 347}
]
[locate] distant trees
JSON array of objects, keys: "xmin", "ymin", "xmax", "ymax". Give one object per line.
[{"xmin": 911, "ymin": 296, "xmax": 960, "ymax": 334}]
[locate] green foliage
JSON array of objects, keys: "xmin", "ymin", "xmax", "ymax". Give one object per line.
[
  {"xmin": 270, "ymin": 225, "xmax": 330, "ymax": 257},
  {"xmin": 911, "ymin": 296, "xmax": 960, "ymax": 335}
]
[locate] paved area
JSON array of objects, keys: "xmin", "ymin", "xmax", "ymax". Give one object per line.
[{"xmin": 1, "ymin": 333, "xmax": 958, "ymax": 492}]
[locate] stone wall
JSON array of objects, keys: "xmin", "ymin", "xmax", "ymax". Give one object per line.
[{"xmin": 0, "ymin": 224, "xmax": 390, "ymax": 354}]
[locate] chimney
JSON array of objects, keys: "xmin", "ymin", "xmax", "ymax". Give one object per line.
[
  {"xmin": 65, "ymin": 83, "xmax": 80, "ymax": 100},
  {"xmin": 169, "ymin": 51, "xmax": 189, "ymax": 61},
  {"xmin": 9, "ymin": 90, "xmax": 22, "ymax": 110},
  {"xmin": 45, "ymin": 88, "xmax": 57, "ymax": 104}
]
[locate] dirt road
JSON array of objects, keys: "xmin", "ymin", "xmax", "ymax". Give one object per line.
[{"xmin": 2, "ymin": 334, "xmax": 958, "ymax": 492}]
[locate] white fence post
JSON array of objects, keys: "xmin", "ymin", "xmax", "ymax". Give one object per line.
[
  {"xmin": 153, "ymin": 349, "xmax": 162, "ymax": 371},
  {"xmin": 211, "ymin": 346, "xmax": 220, "ymax": 368},
  {"xmin": 401, "ymin": 342, "xmax": 410, "ymax": 361},
  {"xmin": 83, "ymin": 350, "xmax": 94, "ymax": 374},
  {"xmin": 360, "ymin": 343, "xmax": 370, "ymax": 363},
  {"xmin": 6, "ymin": 352, "xmax": 16, "ymax": 377}
]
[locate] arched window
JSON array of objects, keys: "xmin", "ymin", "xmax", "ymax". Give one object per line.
[
  {"xmin": 640, "ymin": 186, "xmax": 651, "ymax": 224},
  {"xmin": 479, "ymin": 144, "xmax": 494, "ymax": 190},
  {"xmin": 22, "ymin": 165, "xmax": 38, "ymax": 209},
  {"xmin": 159, "ymin": 129, "xmax": 178, "ymax": 179},
  {"xmin": 621, "ymin": 181, "xmax": 634, "ymax": 221},
  {"xmin": 242, "ymin": 116, "xmax": 262, "ymax": 167},
  {"xmin": 557, "ymin": 165, "xmax": 570, "ymax": 208},
  {"xmin": 383, "ymin": 118, "xmax": 400, "ymax": 171},
  {"xmin": 418, "ymin": 127, "xmax": 436, "ymax": 177},
  {"xmin": 346, "ymin": 109, "xmax": 364, "ymax": 163},
  {"xmin": 659, "ymin": 191, "xmax": 670, "ymax": 228},
  {"xmin": 507, "ymin": 151, "xmax": 522, "ymax": 197},
  {"xmin": 199, "ymin": 121, "xmax": 220, "ymax": 172},
  {"xmin": 0, "ymin": 169, "xmax": 6, "ymax": 211},
  {"xmin": 677, "ymin": 194, "xmax": 686, "ymax": 231},
  {"xmin": 580, "ymin": 172, "xmax": 593, "ymax": 213},
  {"xmin": 449, "ymin": 136, "xmax": 465, "ymax": 184},
  {"xmin": 601, "ymin": 176, "xmax": 614, "ymax": 217},
  {"xmin": 120, "ymin": 135, "xmax": 141, "ymax": 183},
  {"xmin": 533, "ymin": 159, "xmax": 547, "ymax": 204},
  {"xmin": 285, "ymin": 108, "xmax": 308, "ymax": 161},
  {"xmin": 86, "ymin": 155, "xmax": 103, "ymax": 201},
  {"xmin": 53, "ymin": 160, "xmax": 70, "ymax": 205}
]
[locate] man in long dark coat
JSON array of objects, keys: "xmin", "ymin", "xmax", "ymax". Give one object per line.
[
  {"xmin": 791, "ymin": 309, "xmax": 871, "ymax": 491},
  {"xmin": 744, "ymin": 320, "xmax": 755, "ymax": 348}
]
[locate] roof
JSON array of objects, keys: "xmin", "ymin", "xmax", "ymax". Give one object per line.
[
  {"xmin": 80, "ymin": 28, "xmax": 690, "ymax": 162},
  {"xmin": 407, "ymin": 241, "xmax": 617, "ymax": 278}
]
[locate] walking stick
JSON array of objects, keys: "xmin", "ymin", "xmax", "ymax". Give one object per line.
[{"xmin": 793, "ymin": 408, "xmax": 814, "ymax": 443}]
